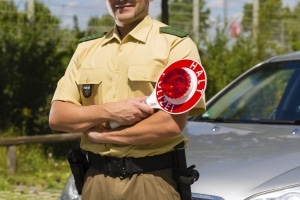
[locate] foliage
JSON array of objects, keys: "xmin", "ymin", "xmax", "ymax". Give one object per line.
[
  {"xmin": 169, "ymin": 0, "xmax": 210, "ymax": 42},
  {"xmin": 286, "ymin": 2, "xmax": 300, "ymax": 51},
  {"xmin": 0, "ymin": 0, "xmax": 300, "ymax": 139},
  {"xmin": 0, "ymin": 1, "xmax": 75, "ymax": 135},
  {"xmin": 201, "ymin": 0, "xmax": 300, "ymax": 99},
  {"xmin": 0, "ymin": 144, "xmax": 70, "ymax": 189},
  {"xmin": 241, "ymin": 0, "xmax": 300, "ymax": 53},
  {"xmin": 200, "ymin": 28, "xmax": 230, "ymax": 99},
  {"xmin": 86, "ymin": 14, "xmax": 114, "ymax": 35},
  {"xmin": 1, "ymin": 0, "xmax": 300, "ymax": 193},
  {"xmin": 199, "ymin": 30, "xmax": 269, "ymax": 99}
]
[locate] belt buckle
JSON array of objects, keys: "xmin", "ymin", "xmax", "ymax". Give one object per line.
[{"xmin": 109, "ymin": 157, "xmax": 133, "ymax": 179}]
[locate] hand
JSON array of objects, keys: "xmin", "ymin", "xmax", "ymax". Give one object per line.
[
  {"xmin": 84, "ymin": 126, "xmax": 104, "ymax": 143},
  {"xmin": 106, "ymin": 97, "xmax": 154, "ymax": 126}
]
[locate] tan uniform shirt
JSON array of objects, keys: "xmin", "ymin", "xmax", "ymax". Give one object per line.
[{"xmin": 52, "ymin": 15, "xmax": 206, "ymax": 158}]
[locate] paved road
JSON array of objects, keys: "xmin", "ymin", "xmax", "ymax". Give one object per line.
[{"xmin": 0, "ymin": 185, "xmax": 61, "ymax": 200}]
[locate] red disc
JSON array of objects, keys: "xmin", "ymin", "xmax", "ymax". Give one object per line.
[
  {"xmin": 155, "ymin": 59, "xmax": 207, "ymax": 114},
  {"xmin": 160, "ymin": 68, "xmax": 191, "ymax": 99}
]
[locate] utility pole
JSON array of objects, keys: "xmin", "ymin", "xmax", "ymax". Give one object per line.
[
  {"xmin": 252, "ymin": 0, "xmax": 259, "ymax": 38},
  {"xmin": 224, "ymin": 0, "xmax": 227, "ymax": 25},
  {"xmin": 27, "ymin": 0, "xmax": 34, "ymax": 21},
  {"xmin": 161, "ymin": 0, "xmax": 169, "ymax": 25},
  {"xmin": 193, "ymin": 0, "xmax": 199, "ymax": 44}
]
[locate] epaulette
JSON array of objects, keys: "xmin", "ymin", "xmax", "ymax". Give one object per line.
[
  {"xmin": 159, "ymin": 26, "xmax": 188, "ymax": 38},
  {"xmin": 78, "ymin": 32, "xmax": 107, "ymax": 43}
]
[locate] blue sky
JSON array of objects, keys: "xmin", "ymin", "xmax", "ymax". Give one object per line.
[
  {"xmin": 40, "ymin": 0, "xmax": 299, "ymax": 29},
  {"xmin": 42, "ymin": 0, "xmax": 161, "ymax": 28}
]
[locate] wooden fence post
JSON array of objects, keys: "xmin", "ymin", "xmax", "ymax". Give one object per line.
[
  {"xmin": 0, "ymin": 132, "xmax": 81, "ymax": 173},
  {"xmin": 7, "ymin": 145, "xmax": 16, "ymax": 174}
]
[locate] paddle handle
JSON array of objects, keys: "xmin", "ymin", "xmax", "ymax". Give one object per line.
[
  {"xmin": 109, "ymin": 93, "xmax": 158, "ymax": 129},
  {"xmin": 109, "ymin": 121, "xmax": 121, "ymax": 129}
]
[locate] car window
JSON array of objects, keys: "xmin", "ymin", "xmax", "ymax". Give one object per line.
[{"xmin": 199, "ymin": 61, "xmax": 300, "ymax": 122}]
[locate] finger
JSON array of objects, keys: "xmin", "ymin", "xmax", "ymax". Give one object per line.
[
  {"xmin": 140, "ymin": 103, "xmax": 155, "ymax": 114},
  {"xmin": 133, "ymin": 96, "xmax": 148, "ymax": 102}
]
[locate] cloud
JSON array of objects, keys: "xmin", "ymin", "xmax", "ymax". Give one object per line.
[{"xmin": 65, "ymin": 1, "xmax": 79, "ymax": 7}]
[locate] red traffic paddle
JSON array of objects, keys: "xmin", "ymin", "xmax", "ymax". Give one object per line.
[{"xmin": 110, "ymin": 59, "xmax": 207, "ymax": 128}]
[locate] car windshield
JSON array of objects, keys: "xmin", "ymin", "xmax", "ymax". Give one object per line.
[{"xmin": 197, "ymin": 61, "xmax": 300, "ymax": 123}]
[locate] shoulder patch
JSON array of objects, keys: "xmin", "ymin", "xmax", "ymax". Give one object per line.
[
  {"xmin": 159, "ymin": 26, "xmax": 188, "ymax": 38},
  {"xmin": 78, "ymin": 32, "xmax": 107, "ymax": 43}
]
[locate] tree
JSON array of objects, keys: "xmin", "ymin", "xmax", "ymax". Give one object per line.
[
  {"xmin": 241, "ymin": 0, "xmax": 297, "ymax": 52},
  {"xmin": 200, "ymin": 28, "xmax": 230, "ymax": 99},
  {"xmin": 0, "ymin": 1, "xmax": 68, "ymax": 135},
  {"xmin": 86, "ymin": 14, "xmax": 114, "ymax": 35},
  {"xmin": 168, "ymin": 0, "xmax": 210, "ymax": 41},
  {"xmin": 285, "ymin": 2, "xmax": 300, "ymax": 51},
  {"xmin": 200, "ymin": 0, "xmax": 300, "ymax": 100}
]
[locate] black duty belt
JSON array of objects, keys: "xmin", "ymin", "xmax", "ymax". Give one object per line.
[{"xmin": 88, "ymin": 151, "xmax": 175, "ymax": 179}]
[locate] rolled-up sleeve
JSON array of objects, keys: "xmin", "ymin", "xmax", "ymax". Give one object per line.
[{"xmin": 51, "ymin": 48, "xmax": 82, "ymax": 106}]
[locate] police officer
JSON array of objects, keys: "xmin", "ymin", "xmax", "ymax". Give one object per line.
[{"xmin": 49, "ymin": 0, "xmax": 206, "ymax": 199}]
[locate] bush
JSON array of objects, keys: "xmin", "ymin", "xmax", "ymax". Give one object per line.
[{"xmin": 0, "ymin": 143, "xmax": 72, "ymax": 190}]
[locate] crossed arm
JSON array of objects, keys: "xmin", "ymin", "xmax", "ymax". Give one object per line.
[{"xmin": 49, "ymin": 98, "xmax": 188, "ymax": 145}]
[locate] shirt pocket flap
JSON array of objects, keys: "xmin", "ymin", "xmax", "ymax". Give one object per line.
[
  {"xmin": 77, "ymin": 68, "xmax": 102, "ymax": 84},
  {"xmin": 128, "ymin": 65, "xmax": 164, "ymax": 82}
]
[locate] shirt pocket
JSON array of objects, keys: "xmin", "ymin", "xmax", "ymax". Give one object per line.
[
  {"xmin": 127, "ymin": 65, "xmax": 164, "ymax": 96},
  {"xmin": 77, "ymin": 68, "xmax": 102, "ymax": 105}
]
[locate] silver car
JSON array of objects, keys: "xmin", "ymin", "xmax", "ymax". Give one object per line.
[{"xmin": 60, "ymin": 51, "xmax": 300, "ymax": 200}]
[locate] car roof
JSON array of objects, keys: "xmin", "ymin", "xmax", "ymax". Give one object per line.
[{"xmin": 263, "ymin": 51, "xmax": 300, "ymax": 63}]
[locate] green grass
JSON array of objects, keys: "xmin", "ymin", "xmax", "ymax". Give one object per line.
[{"xmin": 0, "ymin": 144, "xmax": 71, "ymax": 191}]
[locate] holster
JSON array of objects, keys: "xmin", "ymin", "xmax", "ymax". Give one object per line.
[
  {"xmin": 173, "ymin": 141, "xmax": 200, "ymax": 200},
  {"xmin": 67, "ymin": 148, "xmax": 89, "ymax": 195}
]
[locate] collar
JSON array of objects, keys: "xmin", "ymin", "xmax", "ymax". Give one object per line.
[{"xmin": 102, "ymin": 15, "xmax": 153, "ymax": 45}]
